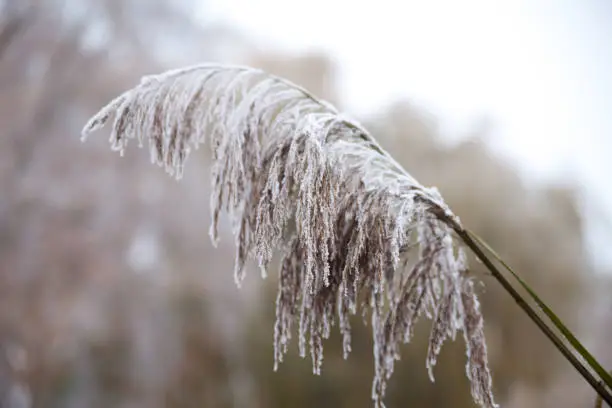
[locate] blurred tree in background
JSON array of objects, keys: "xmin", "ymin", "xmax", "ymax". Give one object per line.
[{"xmin": 1, "ymin": 0, "xmax": 610, "ymax": 407}]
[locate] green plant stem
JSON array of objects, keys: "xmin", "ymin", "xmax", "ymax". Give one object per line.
[
  {"xmin": 466, "ymin": 229, "xmax": 612, "ymax": 390},
  {"xmin": 451, "ymin": 226, "xmax": 612, "ymax": 406},
  {"xmin": 594, "ymin": 371, "xmax": 612, "ymax": 408}
]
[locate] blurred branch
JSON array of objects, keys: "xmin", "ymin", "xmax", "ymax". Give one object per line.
[{"xmin": 0, "ymin": 2, "xmax": 35, "ymax": 60}]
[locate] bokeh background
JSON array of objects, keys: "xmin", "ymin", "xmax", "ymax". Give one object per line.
[{"xmin": 1, "ymin": 0, "xmax": 611, "ymax": 407}]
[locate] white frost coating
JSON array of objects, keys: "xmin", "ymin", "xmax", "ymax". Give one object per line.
[{"xmin": 81, "ymin": 63, "xmax": 497, "ymax": 408}]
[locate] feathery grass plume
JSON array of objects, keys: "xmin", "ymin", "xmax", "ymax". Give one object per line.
[{"xmin": 81, "ymin": 64, "xmax": 497, "ymax": 408}]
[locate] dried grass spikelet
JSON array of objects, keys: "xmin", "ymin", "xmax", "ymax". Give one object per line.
[{"xmin": 82, "ymin": 64, "xmax": 497, "ymax": 408}]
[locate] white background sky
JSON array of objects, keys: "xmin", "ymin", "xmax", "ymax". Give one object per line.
[{"xmin": 199, "ymin": 0, "xmax": 612, "ymax": 269}]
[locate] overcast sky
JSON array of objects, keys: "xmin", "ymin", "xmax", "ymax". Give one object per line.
[{"xmin": 200, "ymin": 0, "xmax": 612, "ymax": 269}]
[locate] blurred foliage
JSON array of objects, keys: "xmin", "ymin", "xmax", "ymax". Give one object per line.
[{"xmin": 0, "ymin": 0, "xmax": 610, "ymax": 407}]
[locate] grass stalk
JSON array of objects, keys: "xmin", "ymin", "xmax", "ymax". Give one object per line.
[
  {"xmin": 82, "ymin": 63, "xmax": 612, "ymax": 407},
  {"xmin": 452, "ymin": 226, "xmax": 612, "ymax": 405}
]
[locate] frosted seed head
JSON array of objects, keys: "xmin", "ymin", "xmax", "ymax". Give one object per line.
[{"xmin": 82, "ymin": 63, "xmax": 496, "ymax": 408}]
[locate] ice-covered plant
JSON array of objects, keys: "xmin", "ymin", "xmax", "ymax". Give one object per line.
[{"xmin": 81, "ymin": 64, "xmax": 612, "ymax": 407}]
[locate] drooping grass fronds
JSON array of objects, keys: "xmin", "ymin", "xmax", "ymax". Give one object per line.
[{"xmin": 82, "ymin": 64, "xmax": 497, "ymax": 407}]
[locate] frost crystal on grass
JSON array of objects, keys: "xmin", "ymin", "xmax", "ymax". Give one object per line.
[{"xmin": 82, "ymin": 64, "xmax": 498, "ymax": 408}]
